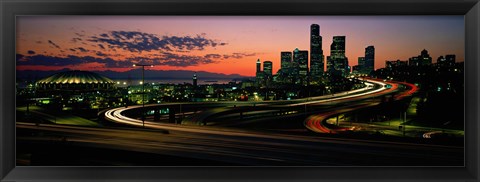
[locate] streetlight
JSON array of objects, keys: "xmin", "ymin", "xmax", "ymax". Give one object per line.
[{"xmin": 133, "ymin": 63, "xmax": 154, "ymax": 127}]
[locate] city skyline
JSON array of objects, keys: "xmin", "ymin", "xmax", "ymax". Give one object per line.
[
  {"xmin": 16, "ymin": 16, "xmax": 464, "ymax": 77},
  {"xmin": 15, "ymin": 16, "xmax": 465, "ymax": 167}
]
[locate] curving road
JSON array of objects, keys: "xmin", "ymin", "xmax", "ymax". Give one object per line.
[
  {"xmin": 104, "ymin": 78, "xmax": 390, "ymax": 128},
  {"xmin": 17, "ymin": 79, "xmax": 463, "ymax": 166},
  {"xmin": 304, "ymin": 80, "xmax": 418, "ymax": 134}
]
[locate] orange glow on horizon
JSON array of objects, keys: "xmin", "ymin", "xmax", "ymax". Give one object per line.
[{"xmin": 16, "ymin": 16, "xmax": 464, "ymax": 77}]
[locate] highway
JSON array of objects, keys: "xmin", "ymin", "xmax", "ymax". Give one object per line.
[
  {"xmin": 17, "ymin": 78, "xmax": 463, "ymax": 166},
  {"xmin": 304, "ymin": 80, "xmax": 419, "ymax": 134},
  {"xmin": 104, "ymin": 78, "xmax": 390, "ymax": 127},
  {"xmin": 17, "ymin": 122, "xmax": 463, "ymax": 166}
]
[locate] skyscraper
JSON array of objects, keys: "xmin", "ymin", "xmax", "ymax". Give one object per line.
[
  {"xmin": 256, "ymin": 58, "xmax": 261, "ymax": 73},
  {"xmin": 255, "ymin": 59, "xmax": 263, "ymax": 87},
  {"xmin": 357, "ymin": 57, "xmax": 365, "ymax": 74},
  {"xmin": 263, "ymin": 61, "xmax": 273, "ymax": 77},
  {"xmin": 310, "ymin": 24, "xmax": 324, "ymax": 78},
  {"xmin": 281, "ymin": 51, "xmax": 293, "ymax": 74},
  {"xmin": 293, "ymin": 48, "xmax": 308, "ymax": 82},
  {"xmin": 365, "ymin": 46, "xmax": 375, "ymax": 74},
  {"xmin": 327, "ymin": 36, "xmax": 348, "ymax": 76},
  {"xmin": 263, "ymin": 61, "xmax": 273, "ymax": 86}
]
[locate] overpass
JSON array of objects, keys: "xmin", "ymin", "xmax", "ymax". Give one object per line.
[
  {"xmin": 304, "ymin": 80, "xmax": 418, "ymax": 134},
  {"xmin": 104, "ymin": 78, "xmax": 393, "ymax": 127},
  {"xmin": 17, "ymin": 79, "xmax": 462, "ymax": 166}
]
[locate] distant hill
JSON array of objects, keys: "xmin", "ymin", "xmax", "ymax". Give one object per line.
[{"xmin": 16, "ymin": 69, "xmax": 249, "ymax": 81}]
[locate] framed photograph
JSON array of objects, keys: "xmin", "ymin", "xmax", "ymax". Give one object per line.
[{"xmin": 1, "ymin": 0, "xmax": 479, "ymax": 181}]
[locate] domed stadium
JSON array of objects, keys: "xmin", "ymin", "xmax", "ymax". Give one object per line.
[{"xmin": 36, "ymin": 70, "xmax": 115, "ymax": 91}]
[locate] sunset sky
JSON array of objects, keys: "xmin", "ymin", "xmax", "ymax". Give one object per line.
[{"xmin": 16, "ymin": 16, "xmax": 464, "ymax": 77}]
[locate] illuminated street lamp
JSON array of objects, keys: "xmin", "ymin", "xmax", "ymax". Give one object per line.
[{"xmin": 133, "ymin": 63, "xmax": 154, "ymax": 127}]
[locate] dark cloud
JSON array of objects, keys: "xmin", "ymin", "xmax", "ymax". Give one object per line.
[
  {"xmin": 98, "ymin": 44, "xmax": 105, "ymax": 50},
  {"xmin": 48, "ymin": 40, "xmax": 61, "ymax": 49},
  {"xmin": 152, "ymin": 52, "xmax": 216, "ymax": 67},
  {"xmin": 35, "ymin": 41, "xmax": 43, "ymax": 44},
  {"xmin": 27, "ymin": 50, "xmax": 36, "ymax": 55},
  {"xmin": 76, "ymin": 47, "xmax": 88, "ymax": 52},
  {"xmin": 69, "ymin": 47, "xmax": 89, "ymax": 52},
  {"xmin": 96, "ymin": 52, "xmax": 107, "ymax": 57},
  {"xmin": 88, "ymin": 31, "xmax": 227, "ymax": 53},
  {"xmin": 16, "ymin": 54, "xmax": 132, "ymax": 68},
  {"xmin": 222, "ymin": 52, "xmax": 257, "ymax": 59},
  {"xmin": 71, "ymin": 37, "xmax": 82, "ymax": 43},
  {"xmin": 204, "ymin": 54, "xmax": 222, "ymax": 59},
  {"xmin": 17, "ymin": 54, "xmax": 85, "ymax": 66},
  {"xmin": 16, "ymin": 52, "xmax": 217, "ymax": 68}
]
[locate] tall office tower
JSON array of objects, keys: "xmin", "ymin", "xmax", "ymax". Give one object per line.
[
  {"xmin": 256, "ymin": 58, "xmax": 261, "ymax": 73},
  {"xmin": 365, "ymin": 46, "xmax": 375, "ymax": 74},
  {"xmin": 281, "ymin": 51, "xmax": 293, "ymax": 74},
  {"xmin": 310, "ymin": 24, "xmax": 324, "ymax": 78},
  {"xmin": 263, "ymin": 61, "xmax": 273, "ymax": 77},
  {"xmin": 255, "ymin": 59, "xmax": 263, "ymax": 87},
  {"xmin": 192, "ymin": 73, "xmax": 197, "ymax": 87},
  {"xmin": 263, "ymin": 61, "xmax": 273, "ymax": 86},
  {"xmin": 293, "ymin": 48, "xmax": 309, "ymax": 80},
  {"xmin": 357, "ymin": 57, "xmax": 365, "ymax": 74},
  {"xmin": 327, "ymin": 36, "xmax": 348, "ymax": 76}
]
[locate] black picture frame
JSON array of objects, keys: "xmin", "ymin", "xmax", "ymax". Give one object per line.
[{"xmin": 1, "ymin": 0, "xmax": 479, "ymax": 181}]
